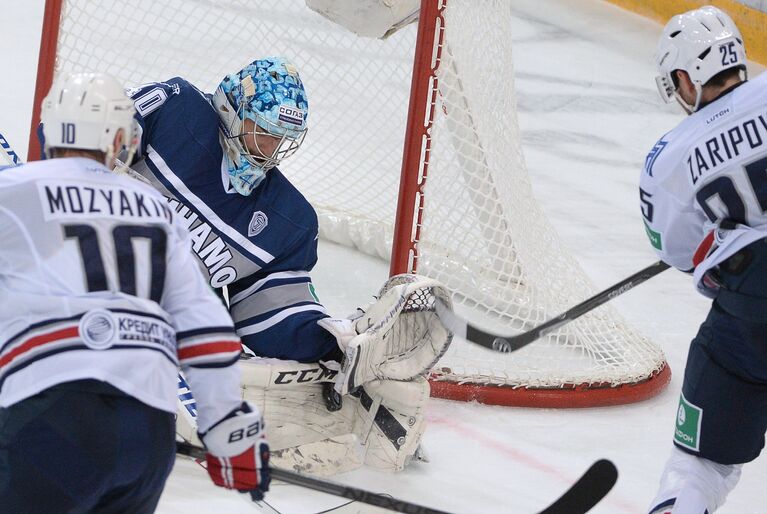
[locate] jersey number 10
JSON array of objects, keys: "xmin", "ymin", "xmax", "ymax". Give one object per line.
[{"xmin": 64, "ymin": 223, "xmax": 167, "ymax": 303}]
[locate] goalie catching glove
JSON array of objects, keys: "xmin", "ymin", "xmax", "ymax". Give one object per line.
[
  {"xmin": 199, "ymin": 401, "xmax": 270, "ymax": 501},
  {"xmin": 319, "ymin": 274, "xmax": 454, "ymax": 395}
]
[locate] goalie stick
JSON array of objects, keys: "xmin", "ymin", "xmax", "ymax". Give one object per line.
[
  {"xmin": 434, "ymin": 260, "xmax": 670, "ymax": 353},
  {"xmin": 177, "ymin": 441, "xmax": 617, "ymax": 514}
]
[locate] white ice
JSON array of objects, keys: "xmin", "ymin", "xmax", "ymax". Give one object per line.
[{"xmin": 2, "ymin": 0, "xmax": 766, "ymax": 512}]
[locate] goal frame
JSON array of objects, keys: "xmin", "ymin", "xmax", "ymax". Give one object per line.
[
  {"xmin": 29, "ymin": 0, "xmax": 671, "ymax": 408},
  {"xmin": 390, "ymin": 0, "xmax": 670, "ymax": 407}
]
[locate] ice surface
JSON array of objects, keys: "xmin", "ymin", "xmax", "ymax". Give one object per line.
[{"xmin": 2, "ymin": 1, "xmax": 765, "ymax": 512}]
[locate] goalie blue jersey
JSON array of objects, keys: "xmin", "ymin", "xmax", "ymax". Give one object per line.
[{"xmin": 127, "ymin": 77, "xmax": 336, "ymax": 362}]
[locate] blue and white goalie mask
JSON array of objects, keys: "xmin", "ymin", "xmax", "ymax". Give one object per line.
[{"xmin": 213, "ymin": 57, "xmax": 309, "ymax": 195}]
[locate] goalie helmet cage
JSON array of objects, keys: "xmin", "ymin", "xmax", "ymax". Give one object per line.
[{"xmin": 31, "ymin": 0, "xmax": 670, "ymax": 408}]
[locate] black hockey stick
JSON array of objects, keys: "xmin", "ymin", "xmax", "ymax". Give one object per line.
[
  {"xmin": 435, "ymin": 260, "xmax": 670, "ymax": 353},
  {"xmin": 176, "ymin": 441, "xmax": 450, "ymax": 514},
  {"xmin": 178, "ymin": 442, "xmax": 616, "ymax": 514},
  {"xmin": 538, "ymin": 459, "xmax": 618, "ymax": 514}
]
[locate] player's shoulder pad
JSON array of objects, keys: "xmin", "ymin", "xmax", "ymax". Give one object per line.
[
  {"xmin": 128, "ymin": 77, "xmax": 207, "ymax": 119},
  {"xmin": 259, "ymin": 168, "xmax": 318, "ymax": 232}
]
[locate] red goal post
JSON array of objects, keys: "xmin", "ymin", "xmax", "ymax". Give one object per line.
[{"xmin": 30, "ymin": 0, "xmax": 670, "ymax": 407}]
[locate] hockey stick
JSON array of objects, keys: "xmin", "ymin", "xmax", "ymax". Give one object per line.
[
  {"xmin": 176, "ymin": 441, "xmax": 450, "ymax": 514},
  {"xmin": 537, "ymin": 459, "xmax": 618, "ymax": 514},
  {"xmin": 0, "ymin": 132, "xmax": 22, "ymax": 166},
  {"xmin": 435, "ymin": 260, "xmax": 670, "ymax": 353},
  {"xmin": 178, "ymin": 441, "xmax": 616, "ymax": 514}
]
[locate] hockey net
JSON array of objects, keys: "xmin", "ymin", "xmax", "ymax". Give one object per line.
[{"xmin": 32, "ymin": 0, "xmax": 669, "ymax": 407}]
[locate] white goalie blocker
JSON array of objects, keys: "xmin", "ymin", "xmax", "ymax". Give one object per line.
[
  {"xmin": 305, "ymin": 0, "xmax": 420, "ymax": 39},
  {"xmin": 233, "ymin": 274, "xmax": 453, "ymax": 474}
]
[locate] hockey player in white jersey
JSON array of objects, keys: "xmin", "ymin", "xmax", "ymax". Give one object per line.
[
  {"xmin": 641, "ymin": 6, "xmax": 767, "ymax": 514},
  {"xmin": 0, "ymin": 73, "xmax": 269, "ymax": 512}
]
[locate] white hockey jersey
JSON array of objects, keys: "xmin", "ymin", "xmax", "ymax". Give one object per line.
[
  {"xmin": 0, "ymin": 158, "xmax": 243, "ymax": 431},
  {"xmin": 640, "ymin": 72, "xmax": 767, "ymax": 297}
]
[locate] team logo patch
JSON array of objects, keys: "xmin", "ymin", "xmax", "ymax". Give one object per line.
[
  {"xmin": 79, "ymin": 309, "xmax": 117, "ymax": 350},
  {"xmin": 674, "ymin": 393, "xmax": 702, "ymax": 452},
  {"xmin": 278, "ymin": 105, "xmax": 305, "ymax": 126},
  {"xmin": 644, "ymin": 139, "xmax": 667, "ymax": 177},
  {"xmin": 248, "ymin": 210, "xmax": 268, "ymax": 237}
]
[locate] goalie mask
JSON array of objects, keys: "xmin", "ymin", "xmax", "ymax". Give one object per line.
[
  {"xmin": 213, "ymin": 57, "xmax": 309, "ymax": 195},
  {"xmin": 41, "ymin": 72, "xmax": 138, "ymax": 167},
  {"xmin": 655, "ymin": 6, "xmax": 747, "ymax": 113}
]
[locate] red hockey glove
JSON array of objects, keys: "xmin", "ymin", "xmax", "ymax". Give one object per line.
[{"xmin": 199, "ymin": 401, "xmax": 270, "ymax": 501}]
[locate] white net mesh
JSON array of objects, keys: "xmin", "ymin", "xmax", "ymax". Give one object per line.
[
  {"xmin": 48, "ymin": 0, "xmax": 667, "ymax": 401},
  {"xmin": 416, "ymin": 2, "xmax": 667, "ymax": 392}
]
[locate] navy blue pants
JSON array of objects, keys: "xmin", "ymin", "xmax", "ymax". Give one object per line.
[
  {"xmin": 0, "ymin": 379, "xmax": 175, "ymax": 513},
  {"xmin": 676, "ymin": 239, "xmax": 767, "ymax": 464}
]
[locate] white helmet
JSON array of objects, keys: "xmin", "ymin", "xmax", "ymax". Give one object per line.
[
  {"xmin": 41, "ymin": 72, "xmax": 138, "ymax": 166},
  {"xmin": 655, "ymin": 6, "xmax": 747, "ymax": 112}
]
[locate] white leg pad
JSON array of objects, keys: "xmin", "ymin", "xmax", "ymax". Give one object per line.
[
  {"xmin": 349, "ymin": 376, "xmax": 430, "ymax": 472},
  {"xmin": 647, "ymin": 447, "xmax": 742, "ymax": 514},
  {"xmin": 240, "ymin": 357, "xmax": 361, "ymax": 475}
]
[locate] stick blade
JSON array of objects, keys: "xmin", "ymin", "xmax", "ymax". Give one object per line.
[{"xmin": 538, "ymin": 459, "xmax": 618, "ymax": 514}]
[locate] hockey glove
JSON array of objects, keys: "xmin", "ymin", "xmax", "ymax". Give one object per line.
[{"xmin": 199, "ymin": 401, "xmax": 270, "ymax": 501}]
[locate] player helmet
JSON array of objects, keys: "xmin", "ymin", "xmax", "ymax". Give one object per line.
[
  {"xmin": 212, "ymin": 57, "xmax": 309, "ymax": 195},
  {"xmin": 655, "ymin": 6, "xmax": 747, "ymax": 112},
  {"xmin": 41, "ymin": 72, "xmax": 138, "ymax": 166}
]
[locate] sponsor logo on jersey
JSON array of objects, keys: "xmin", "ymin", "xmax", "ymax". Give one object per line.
[
  {"xmin": 117, "ymin": 315, "xmax": 176, "ymax": 353},
  {"xmin": 644, "ymin": 220, "xmax": 663, "ymax": 250},
  {"xmin": 674, "ymin": 393, "xmax": 702, "ymax": 452},
  {"xmin": 79, "ymin": 309, "xmax": 117, "ymax": 350},
  {"xmin": 308, "ymin": 283, "xmax": 320, "ymax": 303},
  {"xmin": 278, "ymin": 105, "xmax": 305, "ymax": 126},
  {"xmin": 705, "ymin": 107, "xmax": 731, "ymax": 126},
  {"xmin": 248, "ymin": 211, "xmax": 268, "ymax": 237}
]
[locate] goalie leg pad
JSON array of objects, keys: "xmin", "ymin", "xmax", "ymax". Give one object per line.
[
  {"xmin": 239, "ymin": 357, "xmax": 362, "ymax": 475},
  {"xmin": 334, "ymin": 274, "xmax": 453, "ymax": 395},
  {"xmin": 647, "ymin": 447, "xmax": 742, "ymax": 514},
  {"xmin": 240, "ymin": 359, "xmax": 352, "ymax": 448},
  {"xmin": 349, "ymin": 376, "xmax": 430, "ymax": 472}
]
